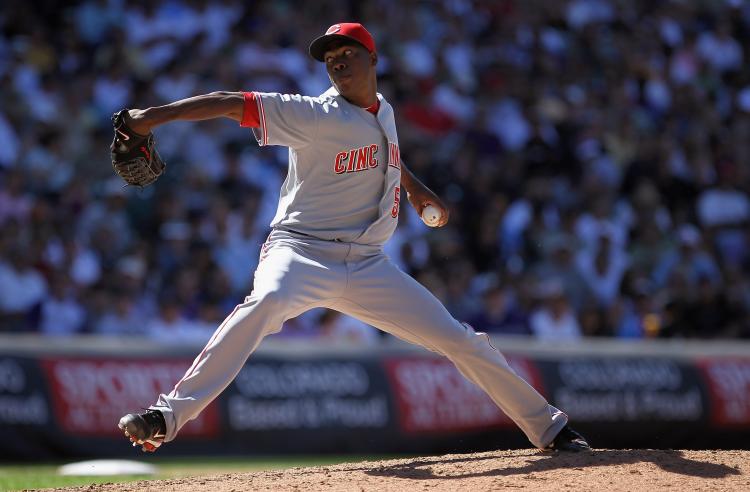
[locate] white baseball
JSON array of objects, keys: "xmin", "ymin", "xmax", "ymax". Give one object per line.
[{"xmin": 421, "ymin": 205, "xmax": 442, "ymax": 227}]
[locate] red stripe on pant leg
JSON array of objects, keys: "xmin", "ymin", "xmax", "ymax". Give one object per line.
[{"xmin": 462, "ymin": 321, "xmax": 499, "ymax": 351}]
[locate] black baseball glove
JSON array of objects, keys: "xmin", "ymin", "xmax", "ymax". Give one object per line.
[{"xmin": 110, "ymin": 110, "xmax": 166, "ymax": 187}]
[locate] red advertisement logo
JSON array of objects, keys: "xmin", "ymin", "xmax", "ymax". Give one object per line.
[
  {"xmin": 697, "ymin": 358, "xmax": 750, "ymax": 427},
  {"xmin": 383, "ymin": 355, "xmax": 544, "ymax": 434},
  {"xmin": 40, "ymin": 358, "xmax": 219, "ymax": 438}
]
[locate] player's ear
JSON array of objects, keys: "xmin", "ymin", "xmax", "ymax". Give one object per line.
[{"xmin": 370, "ymin": 52, "xmax": 378, "ymax": 66}]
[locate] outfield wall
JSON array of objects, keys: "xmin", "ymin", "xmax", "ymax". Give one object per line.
[{"xmin": 0, "ymin": 335, "xmax": 748, "ymax": 460}]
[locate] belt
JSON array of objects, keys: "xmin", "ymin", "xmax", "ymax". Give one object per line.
[{"xmin": 286, "ymin": 228, "xmax": 343, "ymax": 242}]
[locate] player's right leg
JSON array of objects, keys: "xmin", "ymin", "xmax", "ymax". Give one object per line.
[
  {"xmin": 336, "ymin": 252, "xmax": 585, "ymax": 451},
  {"xmin": 119, "ymin": 233, "xmax": 347, "ymax": 451}
]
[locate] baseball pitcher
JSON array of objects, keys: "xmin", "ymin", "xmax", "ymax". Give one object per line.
[{"xmin": 115, "ymin": 23, "xmax": 590, "ymax": 454}]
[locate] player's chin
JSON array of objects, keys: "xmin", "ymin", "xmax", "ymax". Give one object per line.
[{"xmin": 334, "ymin": 78, "xmax": 354, "ymax": 95}]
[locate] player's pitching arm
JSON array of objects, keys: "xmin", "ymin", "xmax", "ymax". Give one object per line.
[
  {"xmin": 121, "ymin": 92, "xmax": 449, "ymax": 226},
  {"xmin": 400, "ymin": 161, "xmax": 450, "ymax": 227},
  {"xmin": 121, "ymin": 92, "xmax": 246, "ymax": 134}
]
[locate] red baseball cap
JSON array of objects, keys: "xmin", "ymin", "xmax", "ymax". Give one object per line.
[{"xmin": 309, "ymin": 22, "xmax": 376, "ymax": 62}]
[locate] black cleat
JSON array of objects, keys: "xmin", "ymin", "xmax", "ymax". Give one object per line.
[
  {"xmin": 118, "ymin": 409, "xmax": 166, "ymax": 452},
  {"xmin": 545, "ymin": 425, "xmax": 591, "ymax": 452}
]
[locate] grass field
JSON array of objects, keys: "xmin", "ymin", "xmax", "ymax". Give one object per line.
[{"xmin": 0, "ymin": 455, "xmax": 389, "ymax": 491}]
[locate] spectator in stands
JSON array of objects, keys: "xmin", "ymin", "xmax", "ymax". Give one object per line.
[
  {"xmin": 38, "ymin": 272, "xmax": 85, "ymax": 336},
  {"xmin": 318, "ymin": 309, "xmax": 380, "ymax": 345},
  {"xmin": 52, "ymin": 234, "xmax": 102, "ymax": 288},
  {"xmin": 94, "ymin": 288, "xmax": 143, "ymax": 337},
  {"xmin": 697, "ymin": 163, "xmax": 750, "ymax": 268},
  {"xmin": 529, "ymin": 281, "xmax": 582, "ymax": 341},
  {"xmin": 0, "ymin": 170, "xmax": 33, "ymax": 226},
  {"xmin": 653, "ymin": 224, "xmax": 722, "ymax": 289},
  {"xmin": 576, "ymin": 232, "xmax": 629, "ymax": 309},
  {"xmin": 532, "ymin": 237, "xmax": 588, "ymax": 312},
  {"xmin": 468, "ymin": 284, "xmax": 530, "ymax": 336},
  {"xmin": 0, "ymin": 246, "xmax": 48, "ymax": 332},
  {"xmin": 147, "ymin": 293, "xmax": 211, "ymax": 344},
  {"xmin": 678, "ymin": 275, "xmax": 744, "ymax": 339},
  {"xmin": 612, "ymin": 278, "xmax": 662, "ymax": 339}
]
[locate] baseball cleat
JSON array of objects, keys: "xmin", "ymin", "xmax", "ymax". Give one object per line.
[
  {"xmin": 544, "ymin": 425, "xmax": 591, "ymax": 452},
  {"xmin": 118, "ymin": 410, "xmax": 166, "ymax": 453}
]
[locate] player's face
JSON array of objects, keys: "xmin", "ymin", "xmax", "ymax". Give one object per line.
[{"xmin": 323, "ymin": 42, "xmax": 376, "ymax": 101}]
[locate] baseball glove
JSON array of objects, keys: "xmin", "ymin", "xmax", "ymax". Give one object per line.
[{"xmin": 110, "ymin": 110, "xmax": 165, "ymax": 187}]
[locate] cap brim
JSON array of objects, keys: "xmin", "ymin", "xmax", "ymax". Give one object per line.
[{"xmin": 308, "ymin": 34, "xmax": 367, "ymax": 62}]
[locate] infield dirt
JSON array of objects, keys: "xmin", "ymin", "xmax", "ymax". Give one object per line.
[{"xmin": 45, "ymin": 449, "xmax": 748, "ymax": 492}]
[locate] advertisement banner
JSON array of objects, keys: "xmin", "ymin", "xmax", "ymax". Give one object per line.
[
  {"xmin": 383, "ymin": 355, "xmax": 543, "ymax": 433},
  {"xmin": 2, "ymin": 344, "xmax": 749, "ymax": 459},
  {"xmin": 40, "ymin": 357, "xmax": 219, "ymax": 438},
  {"xmin": 0, "ymin": 356, "xmax": 50, "ymax": 428},
  {"xmin": 541, "ymin": 358, "xmax": 707, "ymax": 423},
  {"xmin": 696, "ymin": 357, "xmax": 750, "ymax": 427},
  {"xmin": 226, "ymin": 358, "xmax": 390, "ymax": 432}
]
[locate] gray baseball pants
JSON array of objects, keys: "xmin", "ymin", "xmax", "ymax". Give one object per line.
[{"xmin": 151, "ymin": 229, "xmax": 568, "ymax": 448}]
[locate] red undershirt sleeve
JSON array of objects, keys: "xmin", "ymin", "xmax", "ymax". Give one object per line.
[{"xmin": 240, "ymin": 91, "xmax": 260, "ymax": 128}]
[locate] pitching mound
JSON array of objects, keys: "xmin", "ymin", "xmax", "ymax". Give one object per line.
[{"xmin": 50, "ymin": 449, "xmax": 748, "ymax": 492}]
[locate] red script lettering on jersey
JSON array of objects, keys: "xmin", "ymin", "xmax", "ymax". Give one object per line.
[
  {"xmin": 334, "ymin": 144, "xmax": 379, "ymax": 174},
  {"xmin": 388, "ymin": 142, "xmax": 401, "ymax": 170}
]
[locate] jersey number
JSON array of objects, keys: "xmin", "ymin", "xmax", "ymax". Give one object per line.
[{"xmin": 391, "ymin": 186, "xmax": 400, "ymax": 218}]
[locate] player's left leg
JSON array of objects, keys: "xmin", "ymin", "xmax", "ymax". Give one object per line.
[
  {"xmin": 336, "ymin": 251, "xmax": 575, "ymax": 450},
  {"xmin": 120, "ymin": 233, "xmax": 350, "ymax": 451}
]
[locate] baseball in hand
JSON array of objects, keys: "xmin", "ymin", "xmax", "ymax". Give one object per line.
[{"xmin": 421, "ymin": 205, "xmax": 442, "ymax": 227}]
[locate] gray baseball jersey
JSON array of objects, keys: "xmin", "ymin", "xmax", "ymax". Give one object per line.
[
  {"xmin": 251, "ymin": 87, "xmax": 401, "ymax": 246},
  {"xmin": 148, "ymin": 87, "xmax": 568, "ymax": 450}
]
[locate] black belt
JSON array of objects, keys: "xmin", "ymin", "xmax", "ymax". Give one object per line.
[{"xmin": 286, "ymin": 229, "xmax": 343, "ymax": 242}]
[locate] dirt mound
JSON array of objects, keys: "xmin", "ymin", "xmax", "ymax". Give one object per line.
[{"xmin": 47, "ymin": 449, "xmax": 748, "ymax": 492}]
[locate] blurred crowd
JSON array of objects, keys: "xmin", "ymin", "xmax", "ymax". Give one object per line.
[{"xmin": 1, "ymin": 0, "xmax": 750, "ymax": 342}]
